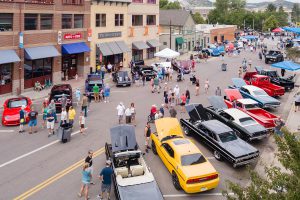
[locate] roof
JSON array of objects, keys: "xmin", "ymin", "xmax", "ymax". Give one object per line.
[
  {"xmin": 159, "ymin": 9, "xmax": 193, "ymax": 26},
  {"xmin": 237, "ymin": 98, "xmax": 258, "ymax": 105},
  {"xmin": 168, "ymin": 138, "xmax": 200, "ymax": 156},
  {"xmin": 224, "ymin": 108, "xmax": 250, "ymax": 119},
  {"xmin": 242, "ymin": 85, "xmax": 262, "ymax": 91},
  {"xmin": 201, "ymin": 120, "xmax": 232, "ymax": 134},
  {"xmin": 155, "ymin": 118, "xmax": 184, "ymax": 141}
]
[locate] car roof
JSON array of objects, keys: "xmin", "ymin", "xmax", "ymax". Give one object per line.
[
  {"xmin": 167, "ymin": 138, "xmax": 201, "ymax": 156},
  {"xmin": 253, "ymin": 74, "xmax": 268, "ymax": 78},
  {"xmin": 237, "ymin": 98, "xmax": 258, "ymax": 105},
  {"xmin": 224, "ymin": 108, "xmax": 250, "ymax": 119},
  {"xmin": 155, "ymin": 118, "xmax": 184, "ymax": 141},
  {"xmin": 201, "ymin": 120, "xmax": 232, "ymax": 134},
  {"xmin": 242, "ymin": 85, "xmax": 262, "ymax": 91}
]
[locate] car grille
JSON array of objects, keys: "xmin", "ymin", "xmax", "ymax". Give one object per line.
[{"xmin": 236, "ymin": 152, "xmax": 259, "ymax": 165}]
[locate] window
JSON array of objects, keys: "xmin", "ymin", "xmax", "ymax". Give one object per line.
[
  {"xmin": 162, "ymin": 143, "xmax": 174, "ymax": 158},
  {"xmin": 0, "ymin": 13, "xmax": 13, "ymax": 32},
  {"xmin": 74, "ymin": 14, "xmax": 83, "ymax": 28},
  {"xmin": 62, "ymin": 14, "xmax": 72, "ymax": 29},
  {"xmin": 96, "ymin": 14, "xmax": 106, "ymax": 27},
  {"xmin": 0, "ymin": 64, "xmax": 12, "ymax": 85},
  {"xmin": 24, "ymin": 14, "xmax": 38, "ymax": 30},
  {"xmin": 24, "ymin": 58, "xmax": 52, "ymax": 80},
  {"xmin": 132, "ymin": 50, "xmax": 143, "ymax": 61},
  {"xmin": 147, "ymin": 0, "xmax": 156, "ymax": 3},
  {"xmin": 181, "ymin": 153, "xmax": 206, "ymax": 166},
  {"xmin": 146, "ymin": 15, "xmax": 156, "ymax": 25},
  {"xmin": 147, "ymin": 47, "xmax": 155, "ymax": 59},
  {"xmin": 40, "ymin": 14, "xmax": 53, "ymax": 30},
  {"xmin": 62, "ymin": 0, "xmax": 83, "ymax": 5},
  {"xmin": 115, "ymin": 14, "xmax": 124, "ymax": 26},
  {"xmin": 132, "ymin": 0, "xmax": 143, "ymax": 2},
  {"xmin": 214, "ymin": 36, "xmax": 217, "ymax": 42},
  {"xmin": 132, "ymin": 15, "xmax": 143, "ymax": 26}
]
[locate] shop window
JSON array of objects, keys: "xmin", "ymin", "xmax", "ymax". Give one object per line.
[
  {"xmin": 0, "ymin": 64, "xmax": 12, "ymax": 85},
  {"xmin": 132, "ymin": 50, "xmax": 143, "ymax": 61},
  {"xmin": 221, "ymin": 35, "xmax": 225, "ymax": 42},
  {"xmin": 74, "ymin": 14, "xmax": 84, "ymax": 28},
  {"xmin": 163, "ymin": 42, "xmax": 167, "ymax": 46},
  {"xmin": 40, "ymin": 14, "xmax": 53, "ymax": 30},
  {"xmin": 132, "ymin": 0, "xmax": 143, "ymax": 3},
  {"xmin": 96, "ymin": 14, "xmax": 106, "ymax": 27},
  {"xmin": 147, "ymin": 0, "xmax": 156, "ymax": 3},
  {"xmin": 132, "ymin": 15, "xmax": 143, "ymax": 26},
  {"xmin": 24, "ymin": 14, "xmax": 38, "ymax": 30},
  {"xmin": 0, "ymin": 13, "xmax": 13, "ymax": 32},
  {"xmin": 214, "ymin": 36, "xmax": 218, "ymax": 43},
  {"xmin": 147, "ymin": 47, "xmax": 155, "ymax": 59},
  {"xmin": 44, "ymin": 58, "xmax": 52, "ymax": 76},
  {"xmin": 62, "ymin": 14, "xmax": 72, "ymax": 29},
  {"xmin": 24, "ymin": 58, "xmax": 52, "ymax": 80},
  {"xmin": 115, "ymin": 14, "xmax": 124, "ymax": 27},
  {"xmin": 146, "ymin": 15, "xmax": 156, "ymax": 25}
]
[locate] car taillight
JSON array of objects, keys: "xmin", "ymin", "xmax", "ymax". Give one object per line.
[{"xmin": 186, "ymin": 174, "xmax": 219, "ymax": 184}]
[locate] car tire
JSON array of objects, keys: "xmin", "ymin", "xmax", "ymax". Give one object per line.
[
  {"xmin": 214, "ymin": 150, "xmax": 222, "ymax": 161},
  {"xmin": 172, "ymin": 172, "xmax": 182, "ymax": 190},
  {"xmin": 265, "ymin": 59, "xmax": 268, "ymax": 64},
  {"xmin": 152, "ymin": 141, "xmax": 158, "ymax": 155}
]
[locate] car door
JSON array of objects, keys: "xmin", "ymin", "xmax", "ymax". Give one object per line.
[
  {"xmin": 218, "ymin": 111, "xmax": 230, "ymax": 124},
  {"xmin": 161, "ymin": 143, "xmax": 176, "ymax": 173}
]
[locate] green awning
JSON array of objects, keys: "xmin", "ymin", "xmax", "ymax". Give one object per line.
[{"xmin": 176, "ymin": 37, "xmax": 184, "ymax": 45}]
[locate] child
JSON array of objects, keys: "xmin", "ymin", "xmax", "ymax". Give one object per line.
[{"xmin": 79, "ymin": 112, "xmax": 85, "ymax": 135}]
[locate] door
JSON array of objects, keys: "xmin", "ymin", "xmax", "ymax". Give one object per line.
[
  {"xmin": 160, "ymin": 143, "xmax": 176, "ymax": 173},
  {"xmin": 62, "ymin": 54, "xmax": 78, "ymax": 80}
]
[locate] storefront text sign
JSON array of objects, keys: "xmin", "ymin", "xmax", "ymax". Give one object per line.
[
  {"xmin": 98, "ymin": 32, "xmax": 122, "ymax": 39},
  {"xmin": 64, "ymin": 33, "xmax": 82, "ymax": 40},
  {"xmin": 58, "ymin": 31, "xmax": 62, "ymax": 44},
  {"xmin": 19, "ymin": 32, "xmax": 24, "ymax": 49},
  {"xmin": 87, "ymin": 28, "xmax": 92, "ymax": 42}
]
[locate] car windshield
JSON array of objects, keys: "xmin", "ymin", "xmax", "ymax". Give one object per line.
[
  {"xmin": 219, "ymin": 131, "xmax": 238, "ymax": 143},
  {"xmin": 239, "ymin": 117, "xmax": 256, "ymax": 126},
  {"xmin": 253, "ymin": 90, "xmax": 268, "ymax": 96},
  {"xmin": 244, "ymin": 103, "xmax": 258, "ymax": 109},
  {"xmin": 268, "ymin": 71, "xmax": 278, "ymax": 78},
  {"xmin": 181, "ymin": 153, "xmax": 206, "ymax": 166},
  {"xmin": 8, "ymin": 99, "xmax": 27, "ymax": 108}
]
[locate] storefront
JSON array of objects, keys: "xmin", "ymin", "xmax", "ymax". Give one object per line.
[
  {"xmin": 175, "ymin": 37, "xmax": 184, "ymax": 52},
  {"xmin": 132, "ymin": 41, "xmax": 149, "ymax": 62},
  {"xmin": 146, "ymin": 39, "xmax": 160, "ymax": 59},
  {"xmin": 61, "ymin": 42, "xmax": 90, "ymax": 80}
]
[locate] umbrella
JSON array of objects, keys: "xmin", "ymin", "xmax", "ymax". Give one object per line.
[
  {"xmin": 271, "ymin": 61, "xmax": 300, "ymax": 71},
  {"xmin": 272, "ymin": 28, "xmax": 283, "ymax": 33},
  {"xmin": 154, "ymin": 48, "xmax": 180, "ymax": 59}
]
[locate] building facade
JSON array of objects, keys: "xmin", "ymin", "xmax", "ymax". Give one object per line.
[{"xmin": 0, "ymin": 0, "xmax": 90, "ymax": 95}]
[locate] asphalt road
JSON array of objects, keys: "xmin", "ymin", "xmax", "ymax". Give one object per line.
[{"xmin": 0, "ymin": 38, "xmax": 295, "ymax": 200}]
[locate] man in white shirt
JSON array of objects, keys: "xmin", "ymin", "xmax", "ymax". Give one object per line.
[
  {"xmin": 173, "ymin": 85, "xmax": 180, "ymax": 105},
  {"xmin": 107, "ymin": 62, "xmax": 112, "ymax": 72},
  {"xmin": 60, "ymin": 107, "xmax": 67, "ymax": 125},
  {"xmin": 116, "ymin": 102, "xmax": 125, "ymax": 124},
  {"xmin": 124, "ymin": 107, "xmax": 132, "ymax": 124}
]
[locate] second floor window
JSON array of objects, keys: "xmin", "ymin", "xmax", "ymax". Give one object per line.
[
  {"xmin": 40, "ymin": 14, "xmax": 53, "ymax": 30},
  {"xmin": 132, "ymin": 15, "xmax": 143, "ymax": 26},
  {"xmin": 146, "ymin": 15, "xmax": 156, "ymax": 25},
  {"xmin": 62, "ymin": 14, "xmax": 72, "ymax": 29},
  {"xmin": 132, "ymin": 0, "xmax": 143, "ymax": 3},
  {"xmin": 115, "ymin": 14, "xmax": 124, "ymax": 26},
  {"xmin": 147, "ymin": 0, "xmax": 156, "ymax": 3},
  {"xmin": 25, "ymin": 14, "xmax": 38, "ymax": 30},
  {"xmin": 0, "ymin": 13, "xmax": 13, "ymax": 32},
  {"xmin": 62, "ymin": 0, "xmax": 83, "ymax": 5},
  {"xmin": 96, "ymin": 14, "xmax": 106, "ymax": 27},
  {"xmin": 74, "ymin": 14, "xmax": 84, "ymax": 28}
]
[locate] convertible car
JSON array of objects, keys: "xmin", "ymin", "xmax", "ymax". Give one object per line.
[
  {"xmin": 112, "ymin": 71, "xmax": 131, "ymax": 87},
  {"xmin": 232, "ymin": 78, "xmax": 280, "ymax": 108},
  {"xmin": 206, "ymin": 96, "xmax": 268, "ymax": 141},
  {"xmin": 180, "ymin": 104, "xmax": 260, "ymax": 168},
  {"xmin": 151, "ymin": 118, "xmax": 219, "ymax": 193},
  {"xmin": 49, "ymin": 84, "xmax": 72, "ymax": 113},
  {"xmin": 105, "ymin": 125, "xmax": 163, "ymax": 200},
  {"xmin": 2, "ymin": 96, "xmax": 32, "ymax": 126}
]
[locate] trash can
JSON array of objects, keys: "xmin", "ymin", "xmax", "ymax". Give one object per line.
[
  {"xmin": 57, "ymin": 123, "xmax": 73, "ymax": 143},
  {"xmin": 221, "ymin": 63, "xmax": 227, "ymax": 71}
]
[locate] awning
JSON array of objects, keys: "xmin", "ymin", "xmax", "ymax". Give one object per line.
[
  {"xmin": 147, "ymin": 39, "xmax": 161, "ymax": 48},
  {"xmin": 176, "ymin": 37, "xmax": 184, "ymax": 45},
  {"xmin": 132, "ymin": 41, "xmax": 149, "ymax": 50},
  {"xmin": 62, "ymin": 42, "xmax": 90, "ymax": 55},
  {"xmin": 0, "ymin": 50, "xmax": 20, "ymax": 64},
  {"xmin": 97, "ymin": 43, "xmax": 113, "ymax": 56},
  {"xmin": 25, "ymin": 46, "xmax": 60, "ymax": 60},
  {"xmin": 271, "ymin": 61, "xmax": 300, "ymax": 71},
  {"xmin": 116, "ymin": 41, "xmax": 130, "ymax": 53},
  {"xmin": 106, "ymin": 42, "xmax": 122, "ymax": 55}
]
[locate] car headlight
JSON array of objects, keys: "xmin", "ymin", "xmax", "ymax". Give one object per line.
[{"xmin": 4, "ymin": 116, "xmax": 10, "ymax": 120}]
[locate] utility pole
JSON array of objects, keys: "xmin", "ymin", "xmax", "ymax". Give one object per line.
[
  {"xmin": 244, "ymin": 19, "xmax": 246, "ymax": 31},
  {"xmin": 253, "ymin": 18, "xmax": 255, "ymax": 31},
  {"xmin": 169, "ymin": 19, "xmax": 172, "ymax": 49}
]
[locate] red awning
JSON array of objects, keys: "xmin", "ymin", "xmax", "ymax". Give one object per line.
[{"xmin": 272, "ymin": 28, "xmax": 283, "ymax": 33}]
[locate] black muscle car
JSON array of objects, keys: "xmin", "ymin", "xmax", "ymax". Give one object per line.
[
  {"xmin": 49, "ymin": 84, "xmax": 72, "ymax": 113},
  {"xmin": 112, "ymin": 71, "xmax": 131, "ymax": 87},
  {"xmin": 264, "ymin": 50, "xmax": 284, "ymax": 64},
  {"xmin": 105, "ymin": 125, "xmax": 164, "ymax": 200},
  {"xmin": 131, "ymin": 65, "xmax": 157, "ymax": 81},
  {"xmin": 180, "ymin": 104, "xmax": 260, "ymax": 167}
]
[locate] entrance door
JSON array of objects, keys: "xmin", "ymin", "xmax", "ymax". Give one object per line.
[
  {"xmin": 62, "ymin": 54, "xmax": 78, "ymax": 80},
  {"xmin": 0, "ymin": 63, "xmax": 13, "ymax": 95}
]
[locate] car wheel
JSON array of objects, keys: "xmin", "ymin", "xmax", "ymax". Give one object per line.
[
  {"xmin": 214, "ymin": 150, "xmax": 222, "ymax": 161},
  {"xmin": 182, "ymin": 126, "xmax": 190, "ymax": 136},
  {"xmin": 172, "ymin": 172, "xmax": 182, "ymax": 190},
  {"xmin": 265, "ymin": 59, "xmax": 268, "ymax": 64},
  {"xmin": 151, "ymin": 141, "xmax": 157, "ymax": 155}
]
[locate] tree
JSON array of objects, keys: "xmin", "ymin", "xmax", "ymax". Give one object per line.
[
  {"xmin": 192, "ymin": 12, "xmax": 205, "ymax": 24},
  {"xmin": 230, "ymin": 0, "xmax": 246, "ymax": 11},
  {"xmin": 159, "ymin": 0, "xmax": 168, "ymax": 9},
  {"xmin": 266, "ymin": 3, "xmax": 277, "ymax": 12},
  {"xmin": 286, "ymin": 47, "xmax": 300, "ymax": 62},
  {"xmin": 159, "ymin": 0, "xmax": 181, "ymax": 10},
  {"xmin": 291, "ymin": 3, "xmax": 300, "ymax": 23},
  {"xmin": 263, "ymin": 15, "xmax": 279, "ymax": 32},
  {"xmin": 223, "ymin": 128, "xmax": 300, "ymax": 200},
  {"xmin": 276, "ymin": 5, "xmax": 288, "ymax": 27}
]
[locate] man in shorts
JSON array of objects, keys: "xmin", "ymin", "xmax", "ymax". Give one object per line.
[
  {"xmin": 144, "ymin": 122, "xmax": 151, "ymax": 153},
  {"xmin": 46, "ymin": 109, "xmax": 55, "ymax": 137},
  {"xmin": 28, "ymin": 106, "xmax": 38, "ymax": 134},
  {"xmin": 97, "ymin": 160, "xmax": 113, "ymax": 199},
  {"xmin": 93, "ymin": 84, "xmax": 100, "ymax": 102}
]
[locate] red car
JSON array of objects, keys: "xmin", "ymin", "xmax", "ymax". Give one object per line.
[
  {"xmin": 224, "ymin": 89, "xmax": 278, "ymax": 130},
  {"xmin": 2, "ymin": 97, "xmax": 32, "ymax": 126}
]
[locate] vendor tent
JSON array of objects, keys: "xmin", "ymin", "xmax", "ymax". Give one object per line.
[
  {"xmin": 154, "ymin": 48, "xmax": 180, "ymax": 59},
  {"xmin": 272, "ymin": 28, "xmax": 283, "ymax": 33},
  {"xmin": 282, "ymin": 27, "xmax": 300, "ymax": 34},
  {"xmin": 240, "ymin": 35, "xmax": 258, "ymax": 40},
  {"xmin": 271, "ymin": 61, "xmax": 300, "ymax": 71}
]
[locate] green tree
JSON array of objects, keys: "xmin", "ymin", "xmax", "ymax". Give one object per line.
[
  {"xmin": 266, "ymin": 3, "xmax": 277, "ymax": 12},
  {"xmin": 263, "ymin": 15, "xmax": 279, "ymax": 31},
  {"xmin": 159, "ymin": 0, "xmax": 181, "ymax": 10},
  {"xmin": 286, "ymin": 47, "xmax": 300, "ymax": 62},
  {"xmin": 159, "ymin": 0, "xmax": 168, "ymax": 9},
  {"xmin": 276, "ymin": 5, "xmax": 288, "ymax": 26},
  {"xmin": 223, "ymin": 128, "xmax": 300, "ymax": 200},
  {"xmin": 291, "ymin": 3, "xmax": 300, "ymax": 23},
  {"xmin": 230, "ymin": 0, "xmax": 246, "ymax": 11},
  {"xmin": 192, "ymin": 12, "xmax": 205, "ymax": 24}
]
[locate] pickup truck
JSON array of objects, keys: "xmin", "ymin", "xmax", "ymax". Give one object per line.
[
  {"xmin": 243, "ymin": 72, "xmax": 285, "ymax": 97},
  {"xmin": 255, "ymin": 66, "xmax": 295, "ymax": 91},
  {"xmin": 264, "ymin": 50, "xmax": 284, "ymax": 64}
]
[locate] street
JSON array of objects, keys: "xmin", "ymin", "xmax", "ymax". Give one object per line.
[{"xmin": 0, "ymin": 40, "xmax": 297, "ymax": 200}]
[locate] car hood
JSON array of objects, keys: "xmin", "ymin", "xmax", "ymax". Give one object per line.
[
  {"xmin": 243, "ymin": 123, "xmax": 267, "ymax": 135},
  {"xmin": 3, "ymin": 107, "xmax": 29, "ymax": 119},
  {"xmin": 255, "ymin": 95, "xmax": 280, "ymax": 104},
  {"xmin": 219, "ymin": 139, "xmax": 258, "ymax": 158},
  {"xmin": 118, "ymin": 181, "xmax": 163, "ymax": 200},
  {"xmin": 181, "ymin": 161, "xmax": 217, "ymax": 178}
]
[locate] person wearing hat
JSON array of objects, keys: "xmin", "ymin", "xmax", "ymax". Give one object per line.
[
  {"xmin": 19, "ymin": 105, "xmax": 26, "ymax": 133},
  {"xmin": 116, "ymin": 102, "xmax": 125, "ymax": 124},
  {"xmin": 97, "ymin": 160, "xmax": 113, "ymax": 199}
]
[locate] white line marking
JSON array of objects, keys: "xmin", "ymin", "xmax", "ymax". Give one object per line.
[
  {"xmin": 111, "ymin": 90, "xmax": 128, "ymax": 93},
  {"xmin": 0, "ymin": 128, "xmax": 87, "ymax": 169},
  {"xmin": 163, "ymin": 193, "xmax": 234, "ymax": 198},
  {"xmin": 0, "ymin": 130, "xmax": 15, "ymax": 133}
]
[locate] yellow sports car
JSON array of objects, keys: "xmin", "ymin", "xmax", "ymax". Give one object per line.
[{"xmin": 151, "ymin": 118, "xmax": 220, "ymax": 193}]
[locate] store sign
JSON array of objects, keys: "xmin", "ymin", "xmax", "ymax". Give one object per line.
[
  {"xmin": 64, "ymin": 33, "xmax": 82, "ymax": 40},
  {"xmin": 98, "ymin": 31, "xmax": 122, "ymax": 39},
  {"xmin": 57, "ymin": 31, "xmax": 62, "ymax": 44},
  {"xmin": 19, "ymin": 32, "xmax": 23, "ymax": 49},
  {"xmin": 87, "ymin": 28, "xmax": 92, "ymax": 42}
]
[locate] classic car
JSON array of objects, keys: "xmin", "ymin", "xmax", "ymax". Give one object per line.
[
  {"xmin": 105, "ymin": 125, "xmax": 164, "ymax": 200},
  {"xmin": 2, "ymin": 97, "xmax": 32, "ymax": 126},
  {"xmin": 243, "ymin": 72, "xmax": 285, "ymax": 97},
  {"xmin": 224, "ymin": 89, "xmax": 278, "ymax": 130},
  {"xmin": 255, "ymin": 66, "xmax": 295, "ymax": 91},
  {"xmin": 206, "ymin": 96, "xmax": 268, "ymax": 141},
  {"xmin": 112, "ymin": 71, "xmax": 131, "ymax": 87},
  {"xmin": 171, "ymin": 60, "xmax": 191, "ymax": 74},
  {"xmin": 264, "ymin": 50, "xmax": 284, "ymax": 64},
  {"xmin": 232, "ymin": 78, "xmax": 281, "ymax": 108},
  {"xmin": 151, "ymin": 62, "xmax": 171, "ymax": 72},
  {"xmin": 180, "ymin": 104, "xmax": 260, "ymax": 168},
  {"xmin": 131, "ymin": 65, "xmax": 157, "ymax": 81},
  {"xmin": 201, "ymin": 48, "xmax": 212, "ymax": 56},
  {"xmin": 151, "ymin": 118, "xmax": 219, "ymax": 193},
  {"xmin": 49, "ymin": 84, "xmax": 72, "ymax": 113},
  {"xmin": 85, "ymin": 74, "xmax": 103, "ymax": 95}
]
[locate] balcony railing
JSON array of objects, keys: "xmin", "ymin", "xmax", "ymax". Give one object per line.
[
  {"xmin": 63, "ymin": 0, "xmax": 84, "ymax": 5},
  {"xmin": 0, "ymin": 0, "xmax": 54, "ymax": 4}
]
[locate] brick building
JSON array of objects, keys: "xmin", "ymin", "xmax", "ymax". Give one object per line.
[{"xmin": 0, "ymin": 0, "xmax": 90, "ymax": 95}]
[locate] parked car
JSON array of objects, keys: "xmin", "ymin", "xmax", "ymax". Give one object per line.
[
  {"xmin": 112, "ymin": 71, "xmax": 131, "ymax": 87},
  {"xmin": 207, "ymin": 44, "xmax": 221, "ymax": 56},
  {"xmin": 255, "ymin": 66, "xmax": 295, "ymax": 91},
  {"xmin": 224, "ymin": 89, "xmax": 278, "ymax": 130},
  {"xmin": 232, "ymin": 78, "xmax": 281, "ymax": 108},
  {"xmin": 243, "ymin": 72, "xmax": 285, "ymax": 97},
  {"xmin": 131, "ymin": 65, "xmax": 157, "ymax": 81},
  {"xmin": 202, "ymin": 48, "xmax": 212, "ymax": 56},
  {"xmin": 151, "ymin": 62, "xmax": 171, "ymax": 72},
  {"xmin": 105, "ymin": 125, "xmax": 164, "ymax": 200},
  {"xmin": 49, "ymin": 84, "xmax": 72, "ymax": 113},
  {"xmin": 180, "ymin": 104, "xmax": 260, "ymax": 168},
  {"xmin": 151, "ymin": 118, "xmax": 220, "ymax": 193},
  {"xmin": 2, "ymin": 97, "xmax": 32, "ymax": 126},
  {"xmin": 264, "ymin": 50, "xmax": 284, "ymax": 64},
  {"xmin": 206, "ymin": 96, "xmax": 268, "ymax": 141},
  {"xmin": 171, "ymin": 60, "xmax": 191, "ymax": 74},
  {"xmin": 85, "ymin": 74, "xmax": 103, "ymax": 95}
]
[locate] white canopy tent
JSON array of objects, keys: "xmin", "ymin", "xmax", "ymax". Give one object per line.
[{"xmin": 154, "ymin": 48, "xmax": 180, "ymax": 59}]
